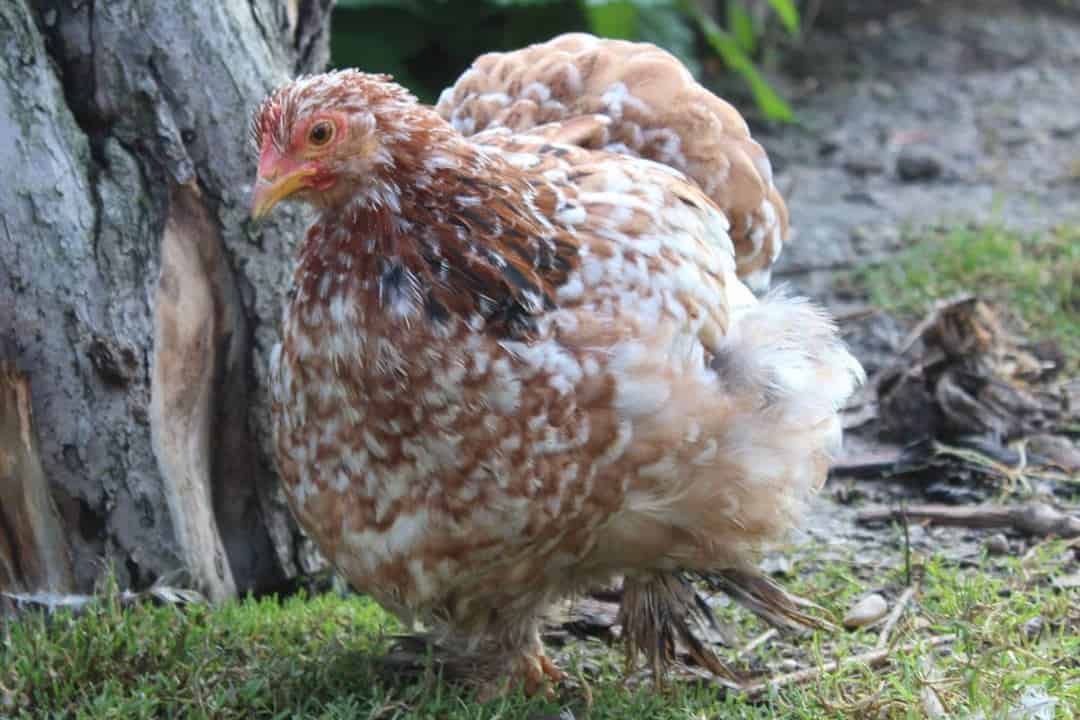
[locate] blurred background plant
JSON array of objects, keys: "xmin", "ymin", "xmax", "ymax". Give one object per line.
[{"xmin": 331, "ymin": 0, "xmax": 804, "ymax": 121}]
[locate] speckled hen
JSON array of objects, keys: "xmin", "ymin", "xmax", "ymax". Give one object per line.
[
  {"xmin": 250, "ymin": 34, "xmax": 863, "ymax": 695},
  {"xmin": 436, "ymin": 33, "xmax": 790, "ymax": 291}
]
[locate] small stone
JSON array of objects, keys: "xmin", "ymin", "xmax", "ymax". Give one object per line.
[
  {"xmin": 1027, "ymin": 434, "xmax": 1080, "ymax": 473},
  {"xmin": 843, "ymin": 190, "xmax": 879, "ymax": 206},
  {"xmin": 906, "ymin": 523, "xmax": 929, "ymax": 547},
  {"xmin": 1051, "ymin": 121, "xmax": 1080, "ymax": 138},
  {"xmin": 843, "ymin": 593, "xmax": 888, "ymax": 629},
  {"xmin": 528, "ymin": 711, "xmax": 575, "ymax": 720},
  {"xmin": 870, "ymin": 81, "xmax": 897, "ymax": 100},
  {"xmin": 760, "ymin": 553, "xmax": 793, "ymax": 577},
  {"xmin": 843, "ymin": 156, "xmax": 886, "ymax": 177},
  {"xmin": 985, "ymin": 533, "xmax": 1010, "ymax": 556},
  {"xmin": 579, "ymin": 659, "xmax": 602, "ymax": 676},
  {"xmin": 896, "ymin": 146, "xmax": 944, "ymax": 182},
  {"xmin": 819, "ymin": 132, "xmax": 845, "ymax": 157},
  {"xmin": 1051, "ymin": 571, "xmax": 1080, "ymax": 590}
]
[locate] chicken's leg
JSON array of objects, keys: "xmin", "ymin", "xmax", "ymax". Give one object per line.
[{"xmin": 478, "ymin": 624, "xmax": 566, "ymax": 701}]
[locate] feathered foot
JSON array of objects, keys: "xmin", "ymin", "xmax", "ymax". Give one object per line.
[
  {"xmin": 619, "ymin": 568, "xmax": 835, "ymax": 686},
  {"xmin": 618, "ymin": 572, "xmax": 739, "ymax": 686},
  {"xmin": 707, "ymin": 567, "xmax": 836, "ymax": 632}
]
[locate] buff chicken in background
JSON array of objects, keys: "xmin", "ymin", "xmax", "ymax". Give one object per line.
[{"xmin": 249, "ymin": 33, "xmax": 864, "ymax": 695}]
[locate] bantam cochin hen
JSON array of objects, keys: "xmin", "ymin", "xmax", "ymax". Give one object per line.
[{"xmin": 250, "ymin": 33, "xmax": 863, "ymax": 696}]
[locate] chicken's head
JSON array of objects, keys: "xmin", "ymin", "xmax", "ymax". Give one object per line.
[{"xmin": 249, "ymin": 70, "xmax": 433, "ymax": 218}]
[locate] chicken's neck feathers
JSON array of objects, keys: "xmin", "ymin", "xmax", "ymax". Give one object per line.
[{"xmin": 293, "ymin": 138, "xmax": 577, "ymax": 346}]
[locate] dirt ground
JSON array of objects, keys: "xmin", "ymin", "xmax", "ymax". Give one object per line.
[
  {"xmin": 763, "ymin": 0, "xmax": 1080, "ymax": 302},
  {"xmin": 734, "ymin": 0, "xmax": 1080, "ymax": 562}
]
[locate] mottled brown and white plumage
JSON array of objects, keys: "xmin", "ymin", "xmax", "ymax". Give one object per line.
[
  {"xmin": 250, "ymin": 34, "xmax": 862, "ymax": 695},
  {"xmin": 436, "ymin": 33, "xmax": 789, "ymax": 291}
]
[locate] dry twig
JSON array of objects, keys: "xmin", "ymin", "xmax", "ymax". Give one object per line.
[
  {"xmin": 876, "ymin": 584, "xmax": 918, "ymax": 649},
  {"xmin": 737, "ymin": 628, "xmax": 778, "ymax": 659},
  {"xmin": 740, "ymin": 634, "xmax": 956, "ymax": 699},
  {"xmin": 857, "ymin": 502, "xmax": 1080, "ymax": 538},
  {"xmin": 918, "ymin": 654, "xmax": 948, "ymax": 718}
]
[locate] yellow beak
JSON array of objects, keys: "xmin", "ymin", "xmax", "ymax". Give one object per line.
[{"xmin": 251, "ymin": 167, "xmax": 315, "ymax": 221}]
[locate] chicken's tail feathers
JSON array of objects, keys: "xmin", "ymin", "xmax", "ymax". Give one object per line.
[
  {"xmin": 706, "ymin": 566, "xmax": 837, "ymax": 633},
  {"xmin": 618, "ymin": 572, "xmax": 740, "ymax": 685}
]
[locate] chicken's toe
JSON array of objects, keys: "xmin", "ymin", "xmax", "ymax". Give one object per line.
[
  {"xmin": 476, "ymin": 651, "xmax": 565, "ymax": 702},
  {"xmin": 539, "ymin": 654, "xmax": 567, "ymax": 685}
]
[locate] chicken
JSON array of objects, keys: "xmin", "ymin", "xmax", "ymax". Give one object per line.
[
  {"xmin": 435, "ymin": 33, "xmax": 789, "ymax": 291},
  {"xmin": 249, "ymin": 34, "xmax": 863, "ymax": 696}
]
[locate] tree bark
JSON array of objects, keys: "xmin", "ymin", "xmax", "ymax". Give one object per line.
[{"xmin": 0, "ymin": 0, "xmax": 332, "ymax": 599}]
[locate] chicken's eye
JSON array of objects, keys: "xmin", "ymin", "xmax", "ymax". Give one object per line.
[{"xmin": 308, "ymin": 120, "xmax": 335, "ymax": 147}]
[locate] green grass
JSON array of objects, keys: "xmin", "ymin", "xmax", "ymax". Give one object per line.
[
  {"xmin": 858, "ymin": 223, "xmax": 1080, "ymax": 364},
  {"xmin": 3, "ymin": 540, "xmax": 1077, "ymax": 719}
]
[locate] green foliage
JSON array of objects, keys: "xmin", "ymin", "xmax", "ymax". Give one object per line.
[
  {"xmin": 330, "ymin": 0, "xmax": 801, "ymax": 120},
  {"xmin": 859, "ymin": 223, "xmax": 1080, "ymax": 367},
  {"xmin": 331, "ymin": 0, "xmax": 587, "ymax": 104},
  {"xmin": 688, "ymin": 2, "xmax": 795, "ymax": 121},
  {"xmin": 728, "ymin": 2, "xmax": 757, "ymax": 53},
  {"xmin": 765, "ymin": 0, "xmax": 800, "ymax": 36}
]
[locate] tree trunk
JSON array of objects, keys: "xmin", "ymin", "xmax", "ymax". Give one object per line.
[
  {"xmin": 0, "ymin": 364, "xmax": 74, "ymax": 593},
  {"xmin": 0, "ymin": 0, "xmax": 333, "ymax": 600}
]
